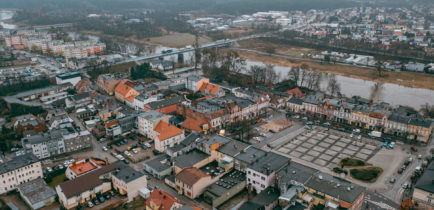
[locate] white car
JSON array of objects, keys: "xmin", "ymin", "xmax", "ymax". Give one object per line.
[
  {"xmin": 350, "ymin": 133, "xmax": 354, "ymax": 138},
  {"xmin": 102, "ymin": 146, "xmax": 108, "ymax": 151},
  {"xmin": 132, "ymin": 148, "xmax": 138, "ymax": 154},
  {"xmin": 46, "ymin": 167, "xmax": 53, "ymax": 173},
  {"xmin": 357, "ymin": 135, "xmax": 362, "ymax": 140},
  {"xmin": 145, "ymin": 143, "xmax": 151, "ymax": 148},
  {"xmin": 124, "ymin": 151, "xmax": 132, "ymax": 156}
]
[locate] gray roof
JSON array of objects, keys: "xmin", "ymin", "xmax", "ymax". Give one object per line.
[
  {"xmin": 112, "ymin": 161, "xmax": 144, "ymax": 183},
  {"xmin": 144, "ymin": 155, "xmax": 171, "ymax": 173},
  {"xmin": 147, "ymin": 96, "xmax": 184, "ymax": 109},
  {"xmin": 205, "ymin": 169, "xmax": 245, "ymax": 197},
  {"xmin": 0, "ymin": 153, "xmax": 39, "ymax": 174},
  {"xmin": 248, "ymin": 152, "xmax": 290, "ymax": 175},
  {"xmin": 56, "ymin": 72, "xmax": 81, "ymax": 80},
  {"xmin": 251, "ymin": 187, "xmax": 280, "ymax": 206},
  {"xmin": 414, "ymin": 161, "xmax": 434, "ymax": 193},
  {"xmin": 199, "ymin": 134, "xmax": 232, "ymax": 147},
  {"xmin": 305, "ymin": 173, "xmax": 365, "ymax": 204},
  {"xmin": 138, "ymin": 110, "xmax": 167, "ymax": 122},
  {"xmin": 234, "ymin": 147, "xmax": 266, "ymax": 164},
  {"xmin": 70, "ymin": 92, "xmax": 90, "ymax": 101},
  {"xmin": 287, "ymin": 98, "xmax": 303, "ymax": 105},
  {"xmin": 217, "ymin": 140, "xmax": 250, "ymax": 157},
  {"xmin": 168, "ymin": 133, "xmax": 200, "ymax": 153},
  {"xmin": 174, "ymin": 149, "xmax": 209, "ymax": 169},
  {"xmin": 17, "ymin": 178, "xmax": 56, "ymax": 205},
  {"xmin": 278, "ymin": 162, "xmax": 319, "ymax": 186}
]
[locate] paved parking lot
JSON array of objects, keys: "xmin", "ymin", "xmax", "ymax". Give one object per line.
[{"xmin": 275, "ymin": 126, "xmax": 380, "ymax": 169}]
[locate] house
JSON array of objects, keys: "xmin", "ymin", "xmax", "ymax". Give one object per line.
[
  {"xmin": 203, "ymin": 169, "xmax": 246, "ymax": 208},
  {"xmin": 175, "ymin": 167, "xmax": 212, "ymax": 199},
  {"xmin": 199, "ymin": 83, "xmax": 225, "ymax": 97},
  {"xmin": 186, "ymin": 76, "xmax": 210, "ymax": 92},
  {"xmin": 21, "ymin": 132, "xmax": 65, "ymax": 159},
  {"xmin": 413, "ymin": 161, "xmax": 434, "ymax": 209},
  {"xmin": 10, "ymin": 114, "xmax": 46, "ymax": 136},
  {"xmin": 143, "ymin": 155, "xmax": 172, "ymax": 179},
  {"xmin": 137, "ymin": 110, "xmax": 170, "ymax": 138},
  {"xmin": 47, "ymin": 114, "xmax": 73, "ymax": 130},
  {"xmin": 112, "ymin": 163, "xmax": 147, "ymax": 201},
  {"xmin": 114, "ymin": 80, "xmax": 140, "ymax": 104},
  {"xmin": 75, "ymin": 80, "xmax": 92, "ymax": 94},
  {"xmin": 154, "ymin": 121, "xmax": 185, "ymax": 152},
  {"xmin": 166, "ymin": 133, "xmax": 200, "ymax": 158},
  {"xmin": 17, "ymin": 178, "xmax": 56, "ymax": 210},
  {"xmin": 97, "ymin": 73, "xmax": 128, "ymax": 95},
  {"xmin": 181, "ymin": 118, "xmax": 209, "ymax": 133},
  {"xmin": 144, "ymin": 96, "xmax": 185, "ymax": 114},
  {"xmin": 286, "ymin": 98, "xmax": 304, "ymax": 113},
  {"xmin": 65, "ymin": 92, "xmax": 91, "ymax": 108},
  {"xmin": 65, "ymin": 158, "xmax": 102, "ymax": 179},
  {"xmin": 56, "ymin": 72, "xmax": 81, "ymax": 86},
  {"xmin": 173, "ymin": 149, "xmax": 213, "ymax": 174},
  {"xmin": 46, "ymin": 108, "xmax": 66, "ymax": 122},
  {"xmin": 246, "ymin": 152, "xmax": 290, "ymax": 194},
  {"xmin": 145, "ymin": 189, "xmax": 183, "ymax": 210},
  {"xmin": 0, "ymin": 153, "xmax": 43, "ymax": 194},
  {"xmin": 239, "ymin": 187, "xmax": 280, "ymax": 210},
  {"xmin": 132, "ymin": 94, "xmax": 158, "ymax": 110},
  {"xmin": 55, "ymin": 162, "xmax": 119, "ymax": 209}
]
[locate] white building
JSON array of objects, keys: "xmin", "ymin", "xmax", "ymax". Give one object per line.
[
  {"xmin": 21, "ymin": 133, "xmax": 65, "ymax": 159},
  {"xmin": 153, "ymin": 121, "xmax": 185, "ymax": 152},
  {"xmin": 131, "ymin": 94, "xmax": 158, "ymax": 110},
  {"xmin": 0, "ymin": 153, "xmax": 43, "ymax": 194},
  {"xmin": 137, "ymin": 111, "xmax": 170, "ymax": 138},
  {"xmin": 112, "ymin": 164, "xmax": 147, "ymax": 201}
]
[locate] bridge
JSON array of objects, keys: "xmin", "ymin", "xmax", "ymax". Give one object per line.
[{"xmin": 116, "ymin": 39, "xmax": 235, "ymax": 65}]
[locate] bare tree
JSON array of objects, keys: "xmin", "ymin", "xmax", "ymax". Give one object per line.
[
  {"xmin": 420, "ymin": 103, "xmax": 434, "ymax": 118},
  {"xmin": 327, "ymin": 75, "xmax": 341, "ymax": 97},
  {"xmin": 248, "ymin": 65, "xmax": 266, "ymax": 85},
  {"xmin": 375, "ymin": 56, "xmax": 385, "ymax": 77},
  {"xmin": 288, "ymin": 66, "xmax": 300, "ymax": 86},
  {"xmin": 265, "ymin": 64, "xmax": 277, "ymax": 84}
]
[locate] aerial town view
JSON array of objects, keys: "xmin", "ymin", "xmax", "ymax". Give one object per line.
[{"xmin": 0, "ymin": 0, "xmax": 433, "ymax": 209}]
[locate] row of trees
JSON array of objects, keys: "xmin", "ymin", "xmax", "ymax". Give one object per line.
[{"xmin": 0, "ymin": 77, "xmax": 51, "ymax": 96}]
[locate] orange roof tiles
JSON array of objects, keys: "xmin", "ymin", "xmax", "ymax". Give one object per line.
[
  {"xmin": 145, "ymin": 189, "xmax": 182, "ymax": 209},
  {"xmin": 154, "ymin": 121, "xmax": 183, "ymax": 141},
  {"xmin": 199, "ymin": 83, "xmax": 220, "ymax": 95},
  {"xmin": 286, "ymin": 88, "xmax": 303, "ymax": 98},
  {"xmin": 105, "ymin": 120, "xmax": 118, "ymax": 128},
  {"xmin": 70, "ymin": 162, "xmax": 97, "ymax": 176},
  {"xmin": 181, "ymin": 118, "xmax": 207, "ymax": 132},
  {"xmin": 114, "ymin": 80, "xmax": 139, "ymax": 98},
  {"xmin": 175, "ymin": 167, "xmax": 209, "ymax": 186},
  {"xmin": 125, "ymin": 95, "xmax": 135, "ymax": 103}
]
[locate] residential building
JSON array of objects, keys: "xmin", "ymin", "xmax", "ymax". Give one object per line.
[
  {"xmin": 132, "ymin": 94, "xmax": 158, "ymax": 110},
  {"xmin": 144, "ymin": 96, "xmax": 185, "ymax": 114},
  {"xmin": 114, "ymin": 80, "xmax": 140, "ymax": 104},
  {"xmin": 0, "ymin": 153, "xmax": 43, "ymax": 194},
  {"xmin": 186, "ymin": 76, "xmax": 210, "ymax": 92},
  {"xmin": 97, "ymin": 73, "xmax": 128, "ymax": 95},
  {"xmin": 145, "ymin": 189, "xmax": 183, "ymax": 210},
  {"xmin": 21, "ymin": 132, "xmax": 65, "ymax": 159},
  {"xmin": 173, "ymin": 149, "xmax": 213, "ymax": 174},
  {"xmin": 65, "ymin": 92, "xmax": 91, "ymax": 108},
  {"xmin": 181, "ymin": 118, "xmax": 209, "ymax": 133},
  {"xmin": 65, "ymin": 158, "xmax": 102, "ymax": 179},
  {"xmin": 137, "ymin": 110, "xmax": 170, "ymax": 138},
  {"xmin": 199, "ymin": 83, "xmax": 225, "ymax": 97},
  {"xmin": 239, "ymin": 187, "xmax": 280, "ymax": 210},
  {"xmin": 154, "ymin": 121, "xmax": 185, "ymax": 152},
  {"xmin": 166, "ymin": 133, "xmax": 200, "ymax": 158},
  {"xmin": 246, "ymin": 152, "xmax": 290, "ymax": 194},
  {"xmin": 112, "ymin": 163, "xmax": 147, "ymax": 201},
  {"xmin": 55, "ymin": 162, "xmax": 119, "ymax": 209},
  {"xmin": 17, "ymin": 178, "xmax": 56, "ymax": 210},
  {"xmin": 56, "ymin": 72, "xmax": 82, "ymax": 86},
  {"xmin": 175, "ymin": 167, "xmax": 212, "ymax": 199},
  {"xmin": 413, "ymin": 161, "xmax": 434, "ymax": 209},
  {"xmin": 203, "ymin": 169, "xmax": 246, "ymax": 208},
  {"xmin": 143, "ymin": 155, "xmax": 172, "ymax": 179}
]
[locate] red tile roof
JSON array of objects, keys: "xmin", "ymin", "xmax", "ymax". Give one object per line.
[
  {"xmin": 114, "ymin": 80, "xmax": 139, "ymax": 98},
  {"xmin": 181, "ymin": 118, "xmax": 207, "ymax": 133},
  {"xmin": 154, "ymin": 121, "xmax": 183, "ymax": 141},
  {"xmin": 175, "ymin": 167, "xmax": 209, "ymax": 186},
  {"xmin": 286, "ymin": 88, "xmax": 303, "ymax": 98},
  {"xmin": 70, "ymin": 162, "xmax": 97, "ymax": 176},
  {"xmin": 145, "ymin": 189, "xmax": 182, "ymax": 209},
  {"xmin": 199, "ymin": 83, "xmax": 220, "ymax": 95}
]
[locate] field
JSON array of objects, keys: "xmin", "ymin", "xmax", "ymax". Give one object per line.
[
  {"xmin": 148, "ymin": 32, "xmax": 213, "ymax": 48},
  {"xmin": 235, "ymin": 39, "xmax": 434, "ymax": 90},
  {"xmin": 260, "ymin": 118, "xmax": 293, "ymax": 132}
]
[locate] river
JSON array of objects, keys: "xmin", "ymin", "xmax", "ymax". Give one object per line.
[
  {"xmin": 0, "ymin": 10, "xmax": 17, "ymax": 29},
  {"xmin": 245, "ymin": 60, "xmax": 434, "ymax": 109}
]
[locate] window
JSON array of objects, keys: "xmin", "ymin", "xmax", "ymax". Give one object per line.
[
  {"xmin": 261, "ymin": 184, "xmax": 265, "ymax": 188},
  {"xmin": 261, "ymin": 177, "xmax": 265, "ymax": 181}
]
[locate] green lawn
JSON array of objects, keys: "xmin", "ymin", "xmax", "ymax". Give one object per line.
[
  {"xmin": 340, "ymin": 158, "xmax": 366, "ymax": 167},
  {"xmin": 47, "ymin": 173, "xmax": 66, "ymax": 188},
  {"xmin": 350, "ymin": 167, "xmax": 383, "ymax": 182}
]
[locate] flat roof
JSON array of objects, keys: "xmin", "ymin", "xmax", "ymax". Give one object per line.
[
  {"xmin": 248, "ymin": 152, "xmax": 290, "ymax": 175},
  {"xmin": 414, "ymin": 161, "xmax": 434, "ymax": 193},
  {"xmin": 144, "ymin": 155, "xmax": 172, "ymax": 173},
  {"xmin": 17, "ymin": 178, "xmax": 56, "ymax": 205},
  {"xmin": 205, "ymin": 169, "xmax": 245, "ymax": 197},
  {"xmin": 174, "ymin": 149, "xmax": 209, "ymax": 169},
  {"xmin": 0, "ymin": 153, "xmax": 39, "ymax": 175}
]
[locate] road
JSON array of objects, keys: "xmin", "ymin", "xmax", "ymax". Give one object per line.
[{"xmin": 363, "ymin": 191, "xmax": 400, "ymax": 210}]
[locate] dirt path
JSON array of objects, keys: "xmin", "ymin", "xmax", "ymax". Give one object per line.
[{"xmin": 237, "ymin": 50, "xmax": 434, "ymax": 90}]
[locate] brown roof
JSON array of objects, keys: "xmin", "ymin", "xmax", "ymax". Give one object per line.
[
  {"xmin": 58, "ymin": 162, "xmax": 119, "ymax": 198},
  {"xmin": 181, "ymin": 118, "xmax": 208, "ymax": 133},
  {"xmin": 145, "ymin": 189, "xmax": 182, "ymax": 209},
  {"xmin": 175, "ymin": 167, "xmax": 209, "ymax": 186},
  {"xmin": 154, "ymin": 121, "xmax": 183, "ymax": 141}
]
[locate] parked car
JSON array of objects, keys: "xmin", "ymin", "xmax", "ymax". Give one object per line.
[
  {"xmin": 353, "ymin": 129, "xmax": 361, "ymax": 133},
  {"xmin": 411, "ymin": 146, "xmax": 418, "ymax": 152},
  {"xmin": 306, "ymin": 121, "xmax": 313, "ymax": 125},
  {"xmin": 104, "ymin": 193, "xmax": 111, "ymax": 200},
  {"xmin": 338, "ymin": 127, "xmax": 345, "ymax": 132},
  {"xmin": 46, "ymin": 167, "xmax": 53, "ymax": 173},
  {"xmin": 124, "ymin": 151, "xmax": 132, "ymax": 156},
  {"xmin": 92, "ymin": 198, "xmax": 99, "ymax": 205},
  {"xmin": 389, "ymin": 177, "xmax": 396, "ymax": 183},
  {"xmin": 269, "ymin": 129, "xmax": 276, "ymax": 133},
  {"xmin": 145, "ymin": 143, "xmax": 152, "ymax": 148},
  {"xmin": 141, "ymin": 145, "xmax": 147, "ymax": 150},
  {"xmin": 132, "ymin": 148, "xmax": 138, "ymax": 154},
  {"xmin": 302, "ymin": 117, "xmax": 308, "ymax": 121},
  {"xmin": 123, "ymin": 159, "xmax": 130, "ymax": 164},
  {"xmin": 58, "ymin": 164, "xmax": 64, "ymax": 170},
  {"xmin": 350, "ymin": 133, "xmax": 354, "ymax": 138},
  {"xmin": 292, "ymin": 115, "xmax": 300, "ymax": 119},
  {"xmin": 97, "ymin": 194, "xmax": 105, "ymax": 203},
  {"xmin": 87, "ymin": 201, "xmax": 94, "ymax": 208},
  {"xmin": 357, "ymin": 135, "xmax": 362, "ymax": 140},
  {"xmin": 397, "ymin": 168, "xmax": 403, "ymax": 174},
  {"xmin": 102, "ymin": 146, "xmax": 108, "ymax": 151},
  {"xmin": 323, "ymin": 122, "xmax": 331, "ymax": 126}
]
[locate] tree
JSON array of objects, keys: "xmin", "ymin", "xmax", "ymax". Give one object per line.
[
  {"xmin": 327, "ymin": 75, "xmax": 341, "ymax": 97},
  {"xmin": 375, "ymin": 56, "xmax": 385, "ymax": 77},
  {"xmin": 288, "ymin": 66, "xmax": 300, "ymax": 86},
  {"xmin": 420, "ymin": 103, "xmax": 434, "ymax": 118},
  {"xmin": 248, "ymin": 65, "xmax": 266, "ymax": 85},
  {"xmin": 265, "ymin": 64, "xmax": 277, "ymax": 84}
]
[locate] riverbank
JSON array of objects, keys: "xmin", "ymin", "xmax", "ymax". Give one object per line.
[
  {"xmin": 82, "ymin": 30, "xmax": 212, "ymax": 48},
  {"xmin": 235, "ymin": 50, "xmax": 434, "ymax": 91}
]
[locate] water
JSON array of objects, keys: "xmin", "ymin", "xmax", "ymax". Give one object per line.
[
  {"xmin": 0, "ymin": 10, "xmax": 17, "ymax": 29},
  {"xmin": 245, "ymin": 60, "xmax": 434, "ymax": 109}
]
